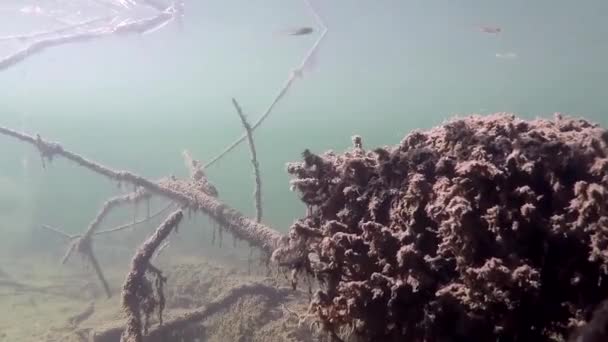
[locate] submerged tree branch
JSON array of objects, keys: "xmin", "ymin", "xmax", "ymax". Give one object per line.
[
  {"xmin": 93, "ymin": 282, "xmax": 292, "ymax": 342},
  {"xmin": 120, "ymin": 209, "xmax": 183, "ymax": 342},
  {"xmin": 58, "ymin": 190, "xmax": 150, "ymax": 297},
  {"xmin": 182, "ymin": 150, "xmax": 219, "ymax": 197},
  {"xmin": 231, "ymin": 98, "xmax": 263, "ymax": 223},
  {"xmin": 0, "ymin": 17, "xmax": 111, "ymax": 42},
  {"xmin": 0, "ymin": 126, "xmax": 286, "ymax": 256},
  {"xmin": 0, "ymin": 1, "xmax": 183, "ymax": 72}
]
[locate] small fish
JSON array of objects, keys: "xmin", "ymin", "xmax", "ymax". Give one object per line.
[
  {"xmin": 277, "ymin": 27, "xmax": 314, "ymax": 36},
  {"xmin": 479, "ymin": 26, "xmax": 502, "ymax": 34}
]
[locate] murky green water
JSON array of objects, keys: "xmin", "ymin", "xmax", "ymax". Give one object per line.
[{"xmin": 0, "ymin": 0, "xmax": 607, "ymax": 340}]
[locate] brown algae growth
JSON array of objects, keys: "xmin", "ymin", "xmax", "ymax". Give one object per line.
[{"xmin": 285, "ymin": 113, "xmax": 608, "ymax": 341}]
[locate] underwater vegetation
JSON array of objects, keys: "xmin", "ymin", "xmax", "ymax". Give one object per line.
[
  {"xmin": 283, "ymin": 113, "xmax": 608, "ymax": 341},
  {"xmin": 1, "ymin": 113, "xmax": 608, "ymax": 341}
]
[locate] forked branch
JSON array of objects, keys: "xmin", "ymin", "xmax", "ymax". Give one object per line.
[{"xmin": 59, "ymin": 190, "xmax": 150, "ymax": 298}]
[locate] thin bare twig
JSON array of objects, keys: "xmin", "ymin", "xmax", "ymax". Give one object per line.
[
  {"xmin": 41, "ymin": 224, "xmax": 78, "ymax": 240},
  {"xmin": 232, "ymin": 98, "xmax": 263, "ymax": 223},
  {"xmin": 97, "ymin": 202, "xmax": 174, "ymax": 235},
  {"xmin": 42, "ymin": 202, "xmax": 172, "ymax": 244},
  {"xmin": 83, "ymin": 191, "xmax": 151, "ymax": 242},
  {"xmin": 203, "ymin": 0, "xmax": 328, "ymax": 168}
]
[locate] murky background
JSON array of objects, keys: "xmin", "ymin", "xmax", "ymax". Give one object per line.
[{"xmin": 1, "ymin": 0, "xmax": 607, "ymax": 340}]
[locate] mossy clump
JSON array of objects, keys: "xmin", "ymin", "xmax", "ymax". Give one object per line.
[{"xmin": 286, "ymin": 113, "xmax": 608, "ymax": 341}]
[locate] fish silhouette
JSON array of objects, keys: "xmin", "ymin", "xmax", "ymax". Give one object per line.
[
  {"xmin": 276, "ymin": 27, "xmax": 314, "ymax": 36},
  {"xmin": 479, "ymin": 26, "xmax": 502, "ymax": 34}
]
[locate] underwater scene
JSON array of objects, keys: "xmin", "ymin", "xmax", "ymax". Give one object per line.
[{"xmin": 1, "ymin": 0, "xmax": 608, "ymax": 341}]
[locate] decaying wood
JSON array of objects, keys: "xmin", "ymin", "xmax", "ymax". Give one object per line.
[
  {"xmin": 120, "ymin": 209, "xmax": 183, "ymax": 342},
  {"xmin": 0, "ymin": 126, "xmax": 286, "ymax": 256}
]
